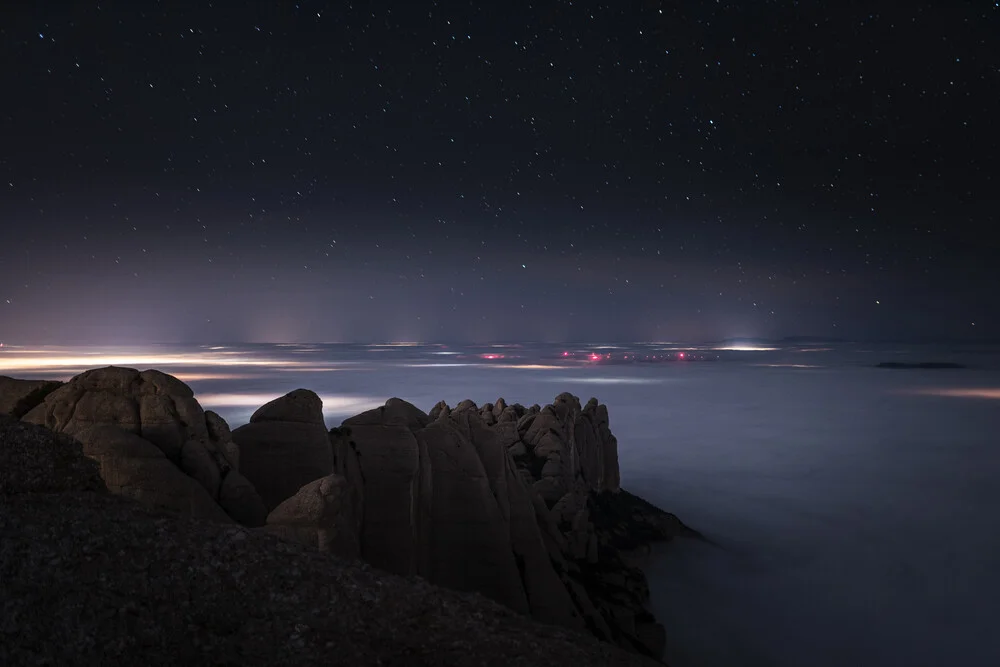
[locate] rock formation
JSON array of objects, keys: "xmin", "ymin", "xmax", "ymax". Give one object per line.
[
  {"xmin": 73, "ymin": 423, "xmax": 232, "ymax": 523},
  {"xmin": 0, "ymin": 375, "xmax": 63, "ymax": 419},
  {"xmin": 328, "ymin": 393, "xmax": 692, "ymax": 659},
  {"xmin": 264, "ymin": 473, "xmax": 362, "ymax": 560},
  {"xmin": 18, "ymin": 367, "xmax": 266, "ymax": 526},
  {"xmin": 5, "ymin": 366, "xmax": 697, "ymax": 661},
  {"xmin": 0, "ymin": 415, "xmax": 661, "ymax": 667},
  {"xmin": 232, "ymin": 389, "xmax": 334, "ymax": 512}
]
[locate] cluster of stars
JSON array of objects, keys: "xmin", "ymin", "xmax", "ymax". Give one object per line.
[{"xmin": 0, "ymin": 2, "xmax": 995, "ymax": 342}]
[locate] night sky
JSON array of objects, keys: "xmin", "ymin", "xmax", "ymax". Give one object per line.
[{"xmin": 1, "ymin": 2, "xmax": 997, "ymax": 345}]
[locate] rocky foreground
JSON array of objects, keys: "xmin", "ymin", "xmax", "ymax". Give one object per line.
[{"xmin": 0, "ymin": 368, "xmax": 698, "ymax": 665}]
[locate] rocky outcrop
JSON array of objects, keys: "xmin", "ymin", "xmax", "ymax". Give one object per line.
[
  {"xmin": 6, "ymin": 368, "xmax": 693, "ymax": 661},
  {"xmin": 232, "ymin": 389, "xmax": 334, "ymax": 512},
  {"xmin": 475, "ymin": 393, "xmax": 677, "ymax": 658},
  {"xmin": 264, "ymin": 473, "xmax": 361, "ymax": 559},
  {"xmin": 0, "ymin": 415, "xmax": 661, "ymax": 667},
  {"xmin": 512, "ymin": 392, "xmax": 621, "ymax": 505},
  {"xmin": 415, "ymin": 415, "xmax": 532, "ymax": 615},
  {"xmin": 329, "ymin": 393, "xmax": 691, "ymax": 660},
  {"xmin": 339, "ymin": 399, "xmax": 551, "ymax": 619},
  {"xmin": 0, "ymin": 376, "xmax": 63, "ymax": 419},
  {"xmin": 19, "ymin": 367, "xmax": 265, "ymax": 526},
  {"xmin": 344, "ymin": 396, "xmax": 431, "ymax": 431}
]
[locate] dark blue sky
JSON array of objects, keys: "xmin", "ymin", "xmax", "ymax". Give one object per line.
[{"xmin": 1, "ymin": 2, "xmax": 996, "ymax": 344}]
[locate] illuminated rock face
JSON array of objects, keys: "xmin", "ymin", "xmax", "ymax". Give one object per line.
[{"xmin": 20, "ymin": 366, "xmax": 265, "ymax": 526}]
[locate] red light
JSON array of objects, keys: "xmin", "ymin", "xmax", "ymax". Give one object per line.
[
  {"xmin": 679, "ymin": 352, "xmax": 685, "ymax": 359},
  {"xmin": 562, "ymin": 351, "xmax": 569, "ymax": 356}
]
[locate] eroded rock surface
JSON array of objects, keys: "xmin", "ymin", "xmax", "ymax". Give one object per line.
[
  {"xmin": 74, "ymin": 424, "xmax": 232, "ymax": 523},
  {"xmin": 6, "ymin": 368, "xmax": 693, "ymax": 661},
  {"xmin": 328, "ymin": 393, "xmax": 692, "ymax": 660},
  {"xmin": 19, "ymin": 367, "xmax": 264, "ymax": 526},
  {"xmin": 0, "ymin": 416, "xmax": 661, "ymax": 667}
]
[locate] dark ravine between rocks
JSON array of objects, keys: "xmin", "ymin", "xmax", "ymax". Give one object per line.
[{"xmin": 0, "ymin": 367, "xmax": 700, "ymax": 665}]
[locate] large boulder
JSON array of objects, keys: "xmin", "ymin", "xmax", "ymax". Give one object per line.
[
  {"xmin": 264, "ymin": 474, "xmax": 361, "ymax": 559},
  {"xmin": 23, "ymin": 367, "xmax": 197, "ymax": 458},
  {"xmin": 232, "ymin": 389, "xmax": 334, "ymax": 512},
  {"xmin": 343, "ymin": 396, "xmax": 430, "ymax": 431},
  {"xmin": 20, "ymin": 367, "xmax": 234, "ymax": 489},
  {"xmin": 248, "ymin": 387, "xmax": 325, "ymax": 424},
  {"xmin": 0, "ymin": 376, "xmax": 63, "ymax": 419},
  {"xmin": 17, "ymin": 367, "xmax": 264, "ymax": 525}
]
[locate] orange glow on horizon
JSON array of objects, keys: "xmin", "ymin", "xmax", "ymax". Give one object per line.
[
  {"xmin": 0, "ymin": 351, "xmax": 336, "ymax": 374},
  {"xmin": 907, "ymin": 388, "xmax": 1000, "ymax": 400},
  {"xmin": 196, "ymin": 392, "xmax": 385, "ymax": 411}
]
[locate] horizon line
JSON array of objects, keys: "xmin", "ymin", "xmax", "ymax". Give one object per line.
[{"xmin": 3, "ymin": 337, "xmax": 1000, "ymax": 348}]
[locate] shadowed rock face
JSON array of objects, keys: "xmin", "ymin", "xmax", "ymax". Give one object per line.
[
  {"xmin": 0, "ymin": 376, "xmax": 63, "ymax": 419},
  {"xmin": 472, "ymin": 395, "xmax": 676, "ymax": 658},
  {"xmin": 0, "ymin": 417, "xmax": 661, "ymax": 667},
  {"xmin": 331, "ymin": 394, "xmax": 688, "ymax": 660},
  {"xmin": 232, "ymin": 389, "xmax": 334, "ymax": 512},
  {"xmin": 0, "ymin": 414, "xmax": 104, "ymax": 495},
  {"xmin": 340, "ymin": 423, "xmax": 422, "ymax": 574}
]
